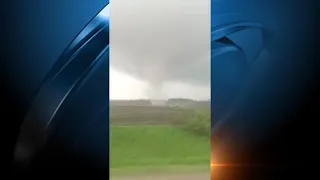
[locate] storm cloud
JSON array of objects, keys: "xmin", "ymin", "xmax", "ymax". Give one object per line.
[{"xmin": 110, "ymin": 0, "xmax": 210, "ymax": 99}]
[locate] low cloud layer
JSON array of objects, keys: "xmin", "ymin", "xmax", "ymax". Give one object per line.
[{"xmin": 110, "ymin": 0, "xmax": 210, "ymax": 99}]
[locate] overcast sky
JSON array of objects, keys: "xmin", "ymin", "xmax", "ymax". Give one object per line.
[{"xmin": 109, "ymin": 0, "xmax": 211, "ymax": 100}]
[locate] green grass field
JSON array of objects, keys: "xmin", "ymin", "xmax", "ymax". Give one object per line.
[
  {"xmin": 110, "ymin": 104, "xmax": 210, "ymax": 174},
  {"xmin": 110, "ymin": 126, "xmax": 210, "ymax": 168}
]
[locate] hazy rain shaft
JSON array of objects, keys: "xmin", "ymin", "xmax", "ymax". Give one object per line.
[{"xmin": 110, "ymin": 0, "xmax": 210, "ymax": 99}]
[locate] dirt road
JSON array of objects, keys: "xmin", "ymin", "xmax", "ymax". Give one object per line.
[{"xmin": 111, "ymin": 172, "xmax": 210, "ymax": 180}]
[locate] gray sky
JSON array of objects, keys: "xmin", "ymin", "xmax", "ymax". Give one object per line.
[{"xmin": 109, "ymin": 0, "xmax": 211, "ymax": 100}]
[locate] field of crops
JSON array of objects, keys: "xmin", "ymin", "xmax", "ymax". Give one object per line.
[
  {"xmin": 110, "ymin": 105, "xmax": 195, "ymax": 125},
  {"xmin": 110, "ymin": 102, "xmax": 211, "ymax": 179}
]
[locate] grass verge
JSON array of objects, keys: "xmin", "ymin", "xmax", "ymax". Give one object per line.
[{"xmin": 110, "ymin": 126, "xmax": 210, "ymax": 170}]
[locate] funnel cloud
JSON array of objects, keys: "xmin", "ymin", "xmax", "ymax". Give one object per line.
[{"xmin": 110, "ymin": 0, "xmax": 210, "ymax": 100}]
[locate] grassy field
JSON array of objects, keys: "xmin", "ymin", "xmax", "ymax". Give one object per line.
[
  {"xmin": 110, "ymin": 104, "xmax": 210, "ymax": 176},
  {"xmin": 110, "ymin": 126, "xmax": 210, "ymax": 168}
]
